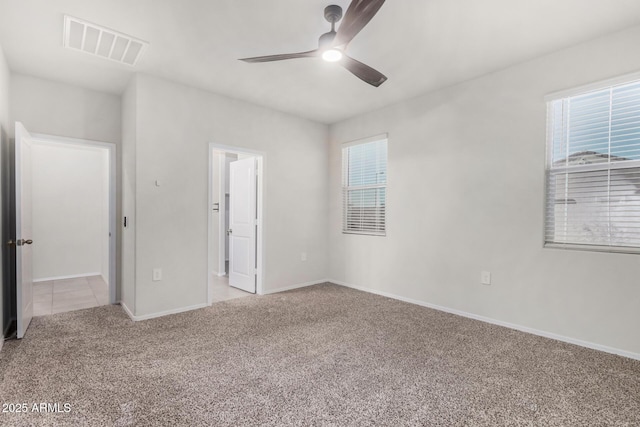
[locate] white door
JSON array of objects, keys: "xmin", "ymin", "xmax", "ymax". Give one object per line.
[
  {"xmin": 229, "ymin": 157, "xmax": 257, "ymax": 293},
  {"xmin": 15, "ymin": 122, "xmax": 34, "ymax": 338}
]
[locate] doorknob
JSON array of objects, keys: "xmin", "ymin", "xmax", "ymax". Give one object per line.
[
  {"xmin": 227, "ymin": 229, "xmax": 232, "ymax": 235},
  {"xmin": 16, "ymin": 239, "xmax": 33, "ymax": 246},
  {"xmin": 7, "ymin": 239, "xmax": 15, "ymax": 246}
]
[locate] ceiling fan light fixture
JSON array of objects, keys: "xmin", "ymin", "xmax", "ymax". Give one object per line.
[
  {"xmin": 239, "ymin": 1, "xmax": 388, "ymax": 87},
  {"xmin": 322, "ymin": 48, "xmax": 343, "ymax": 62}
]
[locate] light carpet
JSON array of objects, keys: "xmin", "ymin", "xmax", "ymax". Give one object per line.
[{"xmin": 0, "ymin": 283, "xmax": 638, "ymax": 426}]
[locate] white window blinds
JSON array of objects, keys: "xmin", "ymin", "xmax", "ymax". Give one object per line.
[
  {"xmin": 342, "ymin": 137, "xmax": 387, "ymax": 235},
  {"xmin": 545, "ymin": 79, "xmax": 640, "ymax": 252}
]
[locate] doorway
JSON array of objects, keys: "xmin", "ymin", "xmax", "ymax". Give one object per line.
[
  {"xmin": 31, "ymin": 136, "xmax": 114, "ymax": 315},
  {"xmin": 208, "ymin": 144, "xmax": 264, "ymax": 305},
  {"xmin": 13, "ymin": 124, "xmax": 116, "ymax": 338}
]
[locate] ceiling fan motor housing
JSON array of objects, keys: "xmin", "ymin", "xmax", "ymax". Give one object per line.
[
  {"xmin": 320, "ymin": 5, "xmax": 343, "ymax": 49},
  {"xmin": 324, "ymin": 5, "xmax": 343, "ymax": 23}
]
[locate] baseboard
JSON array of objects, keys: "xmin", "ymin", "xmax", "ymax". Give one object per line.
[
  {"xmin": 262, "ymin": 279, "xmax": 329, "ymax": 295},
  {"xmin": 0, "ymin": 334, "xmax": 4, "ymax": 353},
  {"xmin": 34, "ymin": 272, "xmax": 101, "ymax": 282},
  {"xmin": 330, "ymin": 280, "xmax": 640, "ymax": 361},
  {"xmin": 120, "ymin": 301, "xmax": 135, "ymax": 321},
  {"xmin": 121, "ymin": 302, "xmax": 208, "ymax": 321}
]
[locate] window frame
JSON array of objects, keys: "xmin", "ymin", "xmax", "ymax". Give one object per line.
[
  {"xmin": 341, "ymin": 134, "xmax": 388, "ymax": 237},
  {"xmin": 544, "ymin": 74, "xmax": 640, "ymax": 254}
]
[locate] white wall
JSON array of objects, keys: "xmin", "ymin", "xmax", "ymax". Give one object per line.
[
  {"xmin": 10, "ymin": 74, "xmax": 121, "ymax": 143},
  {"xmin": 128, "ymin": 74, "xmax": 328, "ymax": 317},
  {"xmin": 0, "ymin": 46, "xmax": 8, "ymax": 134},
  {"xmin": 209, "ymin": 151, "xmax": 222, "ymax": 275},
  {"xmin": 0, "ymin": 42, "xmax": 10, "ymax": 343},
  {"xmin": 101, "ymin": 151, "xmax": 109, "ymax": 283},
  {"xmin": 10, "ymin": 74, "xmax": 122, "ymax": 296},
  {"xmin": 31, "ymin": 142, "xmax": 108, "ymax": 281},
  {"xmin": 328, "ymin": 25, "xmax": 640, "ymax": 356}
]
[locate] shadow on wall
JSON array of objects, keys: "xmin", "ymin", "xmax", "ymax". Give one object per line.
[{"xmin": 1, "ymin": 127, "xmax": 17, "ymax": 338}]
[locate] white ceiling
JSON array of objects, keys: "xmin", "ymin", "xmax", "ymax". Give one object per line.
[{"xmin": 2, "ymin": 0, "xmax": 640, "ymax": 124}]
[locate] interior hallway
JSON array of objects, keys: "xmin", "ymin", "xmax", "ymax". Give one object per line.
[{"xmin": 33, "ymin": 275, "xmax": 109, "ymax": 316}]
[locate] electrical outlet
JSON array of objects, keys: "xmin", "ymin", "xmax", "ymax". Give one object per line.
[
  {"xmin": 153, "ymin": 268, "xmax": 162, "ymax": 281},
  {"xmin": 301, "ymin": 252, "xmax": 307, "ymax": 262},
  {"xmin": 481, "ymin": 271, "xmax": 491, "ymax": 285}
]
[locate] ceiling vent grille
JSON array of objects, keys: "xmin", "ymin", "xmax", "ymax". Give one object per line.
[{"xmin": 63, "ymin": 15, "xmax": 148, "ymax": 66}]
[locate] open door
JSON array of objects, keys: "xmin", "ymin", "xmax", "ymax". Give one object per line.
[
  {"xmin": 15, "ymin": 122, "xmax": 34, "ymax": 338},
  {"xmin": 228, "ymin": 157, "xmax": 257, "ymax": 293}
]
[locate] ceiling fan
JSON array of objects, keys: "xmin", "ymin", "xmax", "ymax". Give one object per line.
[{"xmin": 239, "ymin": 0, "xmax": 387, "ymax": 87}]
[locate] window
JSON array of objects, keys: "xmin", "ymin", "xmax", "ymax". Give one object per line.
[
  {"xmin": 545, "ymin": 77, "xmax": 640, "ymax": 252},
  {"xmin": 342, "ymin": 136, "xmax": 387, "ymax": 235}
]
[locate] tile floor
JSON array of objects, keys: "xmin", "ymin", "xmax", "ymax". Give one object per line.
[
  {"xmin": 33, "ymin": 275, "xmax": 110, "ymax": 316},
  {"xmin": 210, "ymin": 274, "xmax": 252, "ymax": 303}
]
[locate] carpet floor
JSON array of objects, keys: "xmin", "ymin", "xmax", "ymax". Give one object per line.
[{"xmin": 0, "ymin": 283, "xmax": 639, "ymax": 426}]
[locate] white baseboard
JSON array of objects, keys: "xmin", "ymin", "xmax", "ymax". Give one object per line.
[
  {"xmin": 34, "ymin": 272, "xmax": 101, "ymax": 282},
  {"xmin": 330, "ymin": 280, "xmax": 640, "ymax": 362},
  {"xmin": 120, "ymin": 301, "xmax": 135, "ymax": 321},
  {"xmin": 120, "ymin": 302, "xmax": 208, "ymax": 321},
  {"xmin": 262, "ymin": 279, "xmax": 329, "ymax": 295},
  {"xmin": 0, "ymin": 334, "xmax": 4, "ymax": 353}
]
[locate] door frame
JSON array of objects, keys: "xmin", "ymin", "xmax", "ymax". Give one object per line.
[
  {"xmin": 208, "ymin": 143, "xmax": 265, "ymax": 304},
  {"xmin": 31, "ymin": 133, "xmax": 117, "ymax": 305}
]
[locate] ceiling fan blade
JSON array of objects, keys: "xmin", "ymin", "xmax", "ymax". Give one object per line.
[
  {"xmin": 333, "ymin": 0, "xmax": 386, "ymax": 47},
  {"xmin": 239, "ymin": 50, "xmax": 318, "ymax": 63},
  {"xmin": 340, "ymin": 55, "xmax": 387, "ymax": 87}
]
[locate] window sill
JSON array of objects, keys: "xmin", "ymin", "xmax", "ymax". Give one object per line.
[
  {"xmin": 544, "ymin": 242, "xmax": 640, "ymax": 255},
  {"xmin": 343, "ymin": 231, "xmax": 386, "ymax": 237}
]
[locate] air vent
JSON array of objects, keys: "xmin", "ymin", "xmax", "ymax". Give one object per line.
[{"xmin": 63, "ymin": 15, "xmax": 148, "ymax": 66}]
